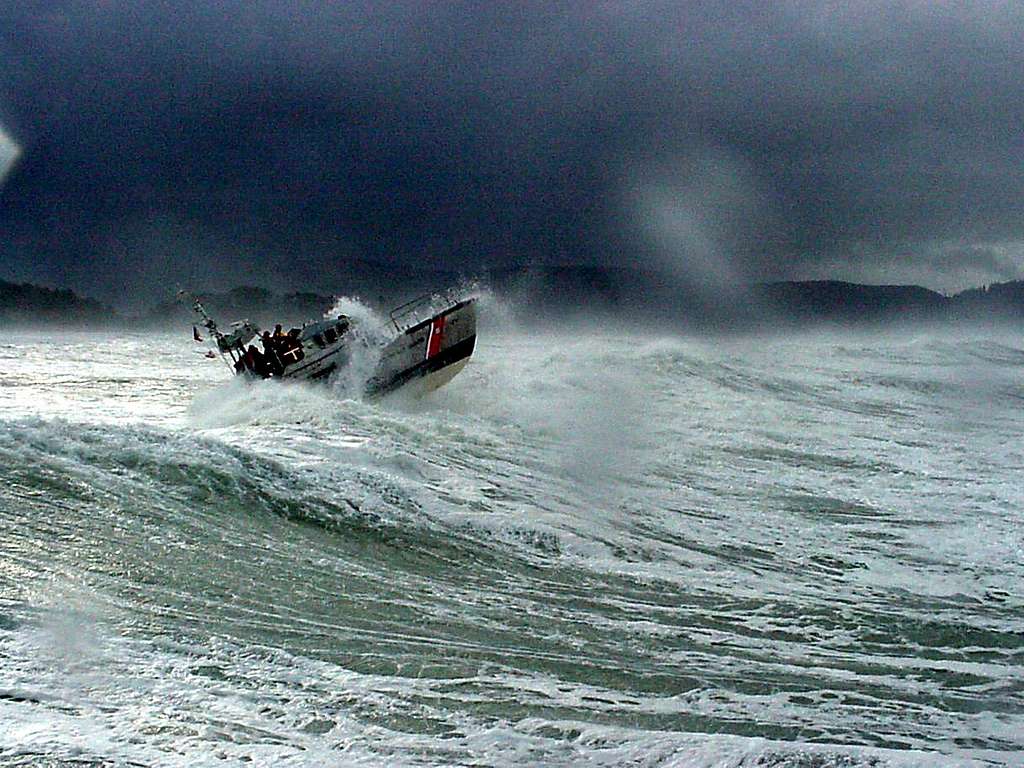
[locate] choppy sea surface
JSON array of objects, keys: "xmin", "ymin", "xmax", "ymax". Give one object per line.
[{"xmin": 1, "ymin": 304, "xmax": 1022, "ymax": 767}]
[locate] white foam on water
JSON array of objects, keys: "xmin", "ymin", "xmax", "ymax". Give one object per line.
[
  {"xmin": 0, "ymin": 610, "xmax": 384, "ymax": 766},
  {"xmin": 0, "ymin": 584, "xmax": 991, "ymax": 768},
  {"xmin": 3, "ymin": 324, "xmax": 1024, "ymax": 765}
]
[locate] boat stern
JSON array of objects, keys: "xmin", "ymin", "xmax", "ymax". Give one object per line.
[{"xmin": 368, "ymin": 298, "xmax": 477, "ymax": 396}]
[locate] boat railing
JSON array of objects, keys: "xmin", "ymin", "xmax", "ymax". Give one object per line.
[
  {"xmin": 218, "ymin": 320, "xmax": 260, "ymax": 353},
  {"xmin": 389, "ymin": 291, "xmax": 460, "ymax": 332}
]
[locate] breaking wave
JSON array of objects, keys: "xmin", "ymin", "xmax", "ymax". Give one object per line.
[{"xmin": 1, "ymin": 324, "xmax": 1022, "ymax": 766}]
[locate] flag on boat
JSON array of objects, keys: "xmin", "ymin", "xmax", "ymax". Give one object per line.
[{"xmin": 193, "ymin": 326, "xmax": 203, "ymax": 342}]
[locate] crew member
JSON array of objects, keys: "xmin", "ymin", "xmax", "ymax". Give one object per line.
[
  {"xmin": 260, "ymin": 331, "xmax": 284, "ymax": 376},
  {"xmin": 279, "ymin": 328, "xmax": 305, "ymax": 365}
]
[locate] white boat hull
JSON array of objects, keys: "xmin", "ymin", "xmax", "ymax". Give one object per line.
[{"xmin": 276, "ymin": 298, "xmax": 476, "ymax": 397}]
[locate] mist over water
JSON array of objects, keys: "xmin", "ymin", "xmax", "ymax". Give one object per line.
[
  {"xmin": 0, "ymin": 125, "xmax": 18, "ymax": 186},
  {"xmin": 0, "ymin": 306, "xmax": 1022, "ymax": 766}
]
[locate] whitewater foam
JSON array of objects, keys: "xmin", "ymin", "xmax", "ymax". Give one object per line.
[{"xmin": 1, "ymin": 325, "xmax": 1023, "ymax": 765}]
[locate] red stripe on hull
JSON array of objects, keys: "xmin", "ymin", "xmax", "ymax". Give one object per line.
[{"xmin": 425, "ymin": 315, "xmax": 445, "ymax": 359}]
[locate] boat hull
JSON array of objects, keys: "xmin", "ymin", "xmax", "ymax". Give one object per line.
[
  {"xmin": 276, "ymin": 298, "xmax": 477, "ymax": 397},
  {"xmin": 366, "ymin": 299, "xmax": 477, "ymax": 396}
]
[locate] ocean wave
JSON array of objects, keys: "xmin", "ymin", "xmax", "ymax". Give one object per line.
[{"xmin": 2, "ymin": 327, "xmax": 1024, "ymax": 765}]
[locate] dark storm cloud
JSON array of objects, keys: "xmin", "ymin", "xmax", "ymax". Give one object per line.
[{"xmin": 2, "ymin": 1, "xmax": 1024, "ymax": 305}]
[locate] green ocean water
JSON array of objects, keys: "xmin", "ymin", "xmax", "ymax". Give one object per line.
[{"xmin": 1, "ymin": 317, "xmax": 1022, "ymax": 766}]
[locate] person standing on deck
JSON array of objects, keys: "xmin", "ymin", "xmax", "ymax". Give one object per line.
[{"xmin": 261, "ymin": 331, "xmax": 284, "ymax": 376}]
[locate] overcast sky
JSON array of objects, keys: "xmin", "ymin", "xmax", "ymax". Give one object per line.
[{"xmin": 2, "ymin": 1, "xmax": 1023, "ymax": 306}]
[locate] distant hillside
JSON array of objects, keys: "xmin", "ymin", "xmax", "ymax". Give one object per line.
[
  {"xmin": 144, "ymin": 287, "xmax": 341, "ymax": 330},
  {"xmin": 483, "ymin": 265, "xmax": 749, "ymax": 326},
  {"xmin": 755, "ymin": 280, "xmax": 948, "ymax": 325},
  {"xmin": 7, "ymin": 270, "xmax": 1024, "ymax": 330},
  {"xmin": 482, "ymin": 268, "xmax": 953, "ymax": 327},
  {"xmin": 0, "ymin": 280, "xmax": 117, "ymax": 325},
  {"xmin": 947, "ymin": 280, "xmax": 1024, "ymax": 321},
  {"xmin": 141, "ymin": 263, "xmax": 1024, "ymax": 332},
  {"xmin": 485, "ymin": 268, "xmax": 1024, "ymax": 328},
  {"xmin": 146, "ymin": 262, "xmax": 467, "ymax": 329}
]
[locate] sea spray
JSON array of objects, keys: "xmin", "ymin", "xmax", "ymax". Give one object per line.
[
  {"xmin": 3, "ymin": 327, "xmax": 1023, "ymax": 765},
  {"xmin": 459, "ymin": 280, "xmax": 516, "ymax": 336},
  {"xmin": 322, "ymin": 295, "xmax": 391, "ymax": 399}
]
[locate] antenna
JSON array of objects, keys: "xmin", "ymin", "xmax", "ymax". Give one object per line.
[{"xmin": 178, "ymin": 290, "xmax": 222, "ymax": 339}]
